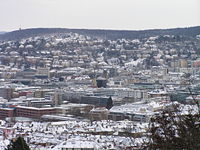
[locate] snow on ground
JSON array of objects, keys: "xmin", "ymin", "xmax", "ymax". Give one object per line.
[{"xmin": 0, "ymin": 120, "xmax": 147, "ymax": 150}]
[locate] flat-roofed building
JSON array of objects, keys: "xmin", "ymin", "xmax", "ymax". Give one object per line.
[
  {"xmin": 15, "ymin": 106, "xmax": 56, "ymax": 119},
  {"xmin": 89, "ymin": 107, "xmax": 109, "ymax": 121},
  {"xmin": 0, "ymin": 108, "xmax": 15, "ymax": 119}
]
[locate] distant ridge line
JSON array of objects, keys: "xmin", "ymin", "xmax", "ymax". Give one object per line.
[{"xmin": 0, "ymin": 26, "xmax": 200, "ymax": 41}]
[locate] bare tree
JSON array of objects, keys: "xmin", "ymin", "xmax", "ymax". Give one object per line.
[{"xmin": 144, "ymin": 75, "xmax": 200, "ymax": 150}]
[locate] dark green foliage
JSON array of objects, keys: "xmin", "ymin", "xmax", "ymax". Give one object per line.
[
  {"xmin": 6, "ymin": 136, "xmax": 30, "ymax": 150},
  {"xmin": 106, "ymin": 96, "xmax": 113, "ymax": 110},
  {"xmin": 144, "ymin": 104, "xmax": 200, "ymax": 150},
  {"xmin": 144, "ymin": 55, "xmax": 160, "ymax": 69}
]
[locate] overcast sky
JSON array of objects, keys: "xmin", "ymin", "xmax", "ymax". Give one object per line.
[{"xmin": 1, "ymin": 0, "xmax": 200, "ymax": 31}]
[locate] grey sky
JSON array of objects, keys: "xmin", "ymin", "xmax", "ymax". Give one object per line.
[{"xmin": 1, "ymin": 0, "xmax": 200, "ymax": 31}]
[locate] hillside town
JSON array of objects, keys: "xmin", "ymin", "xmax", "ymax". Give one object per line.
[{"xmin": 0, "ymin": 31, "xmax": 200, "ymax": 149}]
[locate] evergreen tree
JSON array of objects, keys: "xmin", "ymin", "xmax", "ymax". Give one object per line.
[
  {"xmin": 106, "ymin": 96, "xmax": 113, "ymax": 110},
  {"xmin": 6, "ymin": 136, "xmax": 30, "ymax": 150}
]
